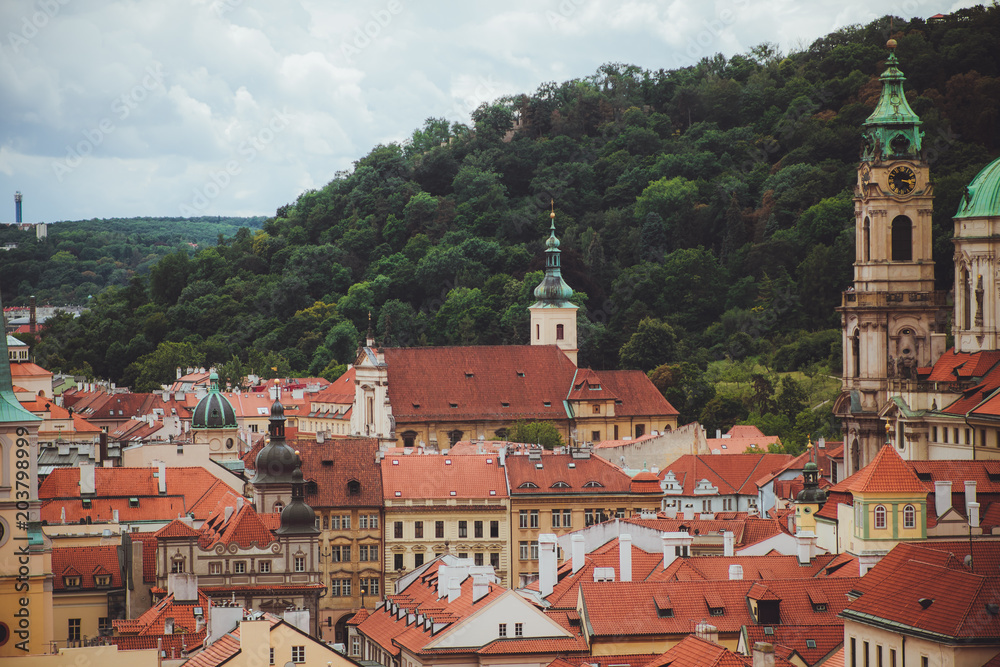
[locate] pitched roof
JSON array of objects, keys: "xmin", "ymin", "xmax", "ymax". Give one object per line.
[
  {"xmin": 648, "ymin": 553, "xmax": 854, "ymax": 583},
  {"xmin": 743, "ymin": 625, "xmax": 843, "ymax": 667},
  {"xmin": 52, "ymin": 545, "xmax": 123, "ymax": 590},
  {"xmin": 380, "ymin": 453, "xmax": 508, "ymax": 499},
  {"xmin": 843, "ymin": 558, "xmax": 1000, "ymax": 640},
  {"xmin": 640, "ymin": 634, "xmax": 781, "ymax": 667},
  {"xmin": 835, "ymin": 444, "xmax": 927, "ymax": 494},
  {"xmin": 534, "ymin": 539, "xmax": 663, "ymax": 608},
  {"xmin": 589, "ymin": 370, "xmax": 678, "ymax": 417},
  {"xmin": 198, "ymin": 501, "xmax": 275, "ymax": 549},
  {"xmin": 295, "ymin": 437, "xmax": 383, "ymax": 507},
  {"xmin": 925, "ymin": 349, "xmax": 1000, "ymax": 382},
  {"xmin": 155, "ymin": 518, "xmax": 201, "ymax": 539},
  {"xmin": 506, "ymin": 452, "xmax": 633, "ymax": 495},
  {"xmin": 111, "ymin": 590, "xmax": 209, "ymax": 652},
  {"xmin": 658, "ymin": 454, "xmax": 796, "ymax": 495},
  {"xmin": 181, "ymin": 613, "xmax": 284, "ymax": 667}
]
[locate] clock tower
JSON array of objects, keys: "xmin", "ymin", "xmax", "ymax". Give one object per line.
[{"xmin": 835, "ymin": 40, "xmax": 949, "ymax": 473}]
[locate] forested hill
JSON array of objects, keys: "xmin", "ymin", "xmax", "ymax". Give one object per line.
[
  {"xmin": 24, "ymin": 6, "xmax": 1000, "ymax": 445},
  {"xmin": 0, "ymin": 216, "xmax": 264, "ymax": 304}
]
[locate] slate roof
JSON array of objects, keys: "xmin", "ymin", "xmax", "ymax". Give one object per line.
[
  {"xmin": 380, "ymin": 453, "xmax": 508, "ymax": 500},
  {"xmin": 52, "ymin": 545, "xmax": 123, "ymax": 590},
  {"xmin": 658, "ymin": 454, "xmax": 796, "ymax": 496},
  {"xmin": 295, "ymin": 437, "xmax": 383, "ymax": 507},
  {"xmin": 506, "ymin": 452, "xmax": 633, "ymax": 495}
]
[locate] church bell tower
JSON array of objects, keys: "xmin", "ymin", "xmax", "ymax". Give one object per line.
[{"xmin": 836, "ymin": 40, "xmax": 949, "ymax": 474}]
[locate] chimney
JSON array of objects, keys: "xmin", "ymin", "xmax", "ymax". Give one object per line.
[
  {"xmin": 437, "ymin": 565, "xmax": 449, "ymax": 599},
  {"xmin": 538, "ymin": 534, "xmax": 559, "ymax": 597},
  {"xmin": 661, "ymin": 532, "xmax": 693, "ymax": 568},
  {"xmin": 723, "ymin": 531, "xmax": 734, "ymax": 557},
  {"xmin": 619, "ymin": 534, "xmax": 632, "ymax": 582},
  {"xmin": 966, "ymin": 480, "xmax": 978, "ymax": 508},
  {"xmin": 208, "ymin": 603, "xmax": 246, "ymax": 647},
  {"xmin": 969, "ymin": 501, "xmax": 981, "ymax": 529},
  {"xmin": 113, "ymin": 509, "xmax": 119, "ymax": 523},
  {"xmin": 934, "ymin": 481, "xmax": 953, "ymax": 518},
  {"xmin": 164, "ymin": 618, "xmax": 175, "ymax": 635},
  {"xmin": 238, "ymin": 620, "xmax": 270, "ymax": 666},
  {"xmin": 158, "ymin": 460, "xmax": 167, "ymax": 494},
  {"xmin": 753, "ymin": 642, "xmax": 776, "ymax": 667},
  {"xmin": 716, "ymin": 429, "xmax": 721, "ymax": 439},
  {"xmin": 79, "ymin": 462, "xmax": 96, "ymax": 495},
  {"xmin": 448, "ymin": 576, "xmax": 461, "ymax": 603},
  {"xmin": 571, "ymin": 534, "xmax": 585, "ymax": 574},
  {"xmin": 168, "ymin": 573, "xmax": 198, "ymax": 603},
  {"xmin": 695, "ymin": 622, "xmax": 719, "ymax": 645},
  {"xmin": 237, "ymin": 496, "xmax": 244, "ymax": 510},
  {"xmin": 472, "ymin": 573, "xmax": 490, "ymax": 602},
  {"xmin": 729, "ymin": 564, "xmax": 744, "ymax": 580},
  {"xmin": 60, "ymin": 506, "xmax": 66, "ymax": 523},
  {"xmin": 795, "ymin": 531, "xmax": 816, "ymax": 565},
  {"xmin": 282, "ymin": 609, "xmax": 310, "ymax": 633}
]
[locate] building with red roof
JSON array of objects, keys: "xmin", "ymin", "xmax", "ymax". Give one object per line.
[
  {"xmin": 841, "ymin": 540, "xmax": 1000, "ymax": 667},
  {"xmin": 658, "ymin": 453, "xmax": 795, "ymax": 516},
  {"xmin": 52, "ymin": 545, "xmax": 126, "ymax": 646},
  {"xmin": 380, "ymin": 453, "xmax": 509, "ymax": 592},
  {"xmin": 352, "ymin": 555, "xmax": 588, "ymax": 667},
  {"xmin": 506, "ymin": 448, "xmax": 661, "ymax": 586}
]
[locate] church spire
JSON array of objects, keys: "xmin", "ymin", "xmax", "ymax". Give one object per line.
[
  {"xmin": 532, "ymin": 203, "xmax": 574, "ymax": 307},
  {"xmin": 862, "ymin": 39, "xmax": 923, "ymax": 162},
  {"xmin": 529, "ymin": 204, "xmax": 579, "ymax": 364}
]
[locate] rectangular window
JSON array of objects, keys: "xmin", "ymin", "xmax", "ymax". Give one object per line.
[
  {"xmin": 931, "ymin": 426, "xmax": 938, "ymax": 442},
  {"xmin": 414, "ymin": 521, "xmax": 423, "ymax": 539},
  {"xmin": 954, "ymin": 427, "xmax": 959, "ymax": 444},
  {"xmin": 209, "ymin": 562, "xmax": 222, "ymax": 575},
  {"xmin": 515, "ymin": 622, "xmax": 523, "ymax": 637},
  {"xmin": 342, "ymin": 546, "xmax": 351, "ymax": 562},
  {"xmin": 351, "ymin": 637, "xmax": 360, "ymax": 657},
  {"xmin": 615, "ymin": 508, "xmax": 626, "ymax": 519},
  {"xmin": 294, "ymin": 556, "xmax": 305, "ymax": 572},
  {"xmin": 864, "ymin": 641, "xmax": 869, "ymax": 667},
  {"xmin": 474, "ymin": 552, "xmax": 484, "ymax": 566},
  {"xmin": 292, "ymin": 646, "xmax": 305, "ymax": 663},
  {"xmin": 519, "ymin": 541, "xmax": 530, "ymax": 560},
  {"xmin": 850, "ymin": 638, "xmax": 856, "ymax": 667},
  {"xmin": 982, "ymin": 429, "xmax": 987, "ymax": 447},
  {"xmin": 562, "ymin": 509, "xmax": 571, "ymax": 528},
  {"xmin": 394, "ymin": 521, "xmax": 403, "ymax": 539},
  {"xmin": 234, "ymin": 561, "xmax": 246, "ymax": 574},
  {"xmin": 331, "ymin": 515, "xmax": 341, "ymax": 530},
  {"xmin": 99, "ymin": 617, "xmax": 112, "ymax": 635},
  {"xmin": 519, "ymin": 510, "xmax": 528, "ymax": 529},
  {"xmin": 459, "ymin": 521, "xmax": 468, "ymax": 538},
  {"xmin": 414, "ymin": 552, "xmax": 424, "ymax": 568},
  {"xmin": 474, "ymin": 520, "xmax": 483, "ymax": 538},
  {"xmin": 592, "ymin": 430, "xmax": 600, "ymax": 441},
  {"xmin": 361, "ymin": 577, "xmax": 380, "ymax": 596},
  {"xmin": 966, "ymin": 428, "xmax": 972, "ymax": 445},
  {"xmin": 592, "ymin": 404, "xmax": 600, "ymax": 414},
  {"xmin": 343, "ymin": 514, "xmax": 351, "ymax": 529},
  {"xmin": 435, "ymin": 521, "xmax": 444, "ymax": 538},
  {"xmin": 530, "ymin": 510, "xmax": 539, "ymax": 528},
  {"xmin": 585, "ymin": 509, "xmax": 595, "ymax": 526},
  {"xmin": 552, "ymin": 509, "xmax": 562, "ymax": 528},
  {"xmin": 530, "ymin": 540, "xmax": 539, "ymax": 560},
  {"xmin": 359, "ymin": 545, "xmax": 369, "ymax": 561},
  {"xmin": 890, "ymin": 649, "xmax": 896, "ymax": 667},
  {"xmin": 270, "ymin": 648, "xmax": 275, "ymax": 665},
  {"xmin": 877, "ymin": 645, "xmax": 883, "ymax": 667},
  {"xmin": 68, "ymin": 618, "xmax": 81, "ymax": 642},
  {"xmin": 498, "ymin": 623, "xmax": 507, "ymax": 637},
  {"xmin": 490, "ymin": 520, "xmax": 499, "ymax": 538},
  {"xmin": 490, "ymin": 552, "xmax": 500, "ymax": 568},
  {"xmin": 359, "ymin": 514, "xmax": 368, "ymax": 529},
  {"xmin": 259, "ymin": 560, "xmax": 271, "ymax": 573},
  {"xmin": 394, "ymin": 553, "xmax": 404, "ymax": 570},
  {"xmin": 702, "ymin": 499, "xmax": 711, "ymax": 512},
  {"xmin": 370, "ymin": 514, "xmax": 379, "ymax": 528},
  {"xmin": 171, "ymin": 560, "xmax": 185, "ymax": 573}
]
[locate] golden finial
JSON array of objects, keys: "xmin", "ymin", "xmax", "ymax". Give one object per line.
[{"xmin": 550, "ymin": 199, "xmax": 555, "ymax": 219}]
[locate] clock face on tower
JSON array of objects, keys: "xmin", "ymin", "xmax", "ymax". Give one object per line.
[{"xmin": 887, "ymin": 165, "xmax": 916, "ymax": 195}]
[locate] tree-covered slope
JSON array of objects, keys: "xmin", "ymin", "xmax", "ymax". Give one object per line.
[{"xmin": 23, "ymin": 7, "xmax": 1000, "ymax": 447}]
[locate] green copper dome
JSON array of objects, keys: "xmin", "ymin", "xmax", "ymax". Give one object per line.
[
  {"xmin": 191, "ymin": 371, "xmax": 237, "ymax": 429},
  {"xmin": 531, "ymin": 214, "xmax": 576, "ymax": 308},
  {"xmin": 861, "ymin": 45, "xmax": 923, "ymax": 162},
  {"xmin": 955, "ymin": 157, "xmax": 1000, "ymax": 219}
]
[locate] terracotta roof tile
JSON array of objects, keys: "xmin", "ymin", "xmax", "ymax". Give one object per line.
[
  {"xmin": 589, "ymin": 370, "xmax": 678, "ymax": 417},
  {"xmin": 659, "ymin": 454, "xmax": 796, "ymax": 495},
  {"xmin": 295, "ymin": 437, "xmax": 383, "ymax": 507},
  {"xmin": 155, "ymin": 518, "xmax": 200, "ymax": 539},
  {"xmin": 182, "ymin": 613, "xmax": 283, "ymax": 667},
  {"xmin": 649, "ymin": 553, "xmax": 850, "ymax": 583},
  {"xmin": 132, "ymin": 532, "xmax": 158, "ymax": 583},
  {"xmin": 639, "ymin": 634, "xmax": 757, "ymax": 667},
  {"xmin": 52, "ymin": 545, "xmax": 123, "ymax": 590},
  {"xmin": 381, "ymin": 453, "xmax": 508, "ymax": 499},
  {"xmin": 743, "ymin": 625, "xmax": 843, "ymax": 667},
  {"xmin": 506, "ymin": 453, "xmax": 632, "ymax": 494},
  {"xmin": 838, "ymin": 444, "xmax": 926, "ymax": 494}
]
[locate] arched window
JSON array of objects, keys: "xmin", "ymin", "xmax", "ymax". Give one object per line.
[
  {"xmin": 874, "ymin": 505, "xmax": 887, "ymax": 529},
  {"xmin": 863, "ymin": 216, "xmax": 871, "ymax": 262},
  {"xmin": 556, "ymin": 323, "xmax": 564, "ymax": 341},
  {"xmin": 903, "ymin": 504, "xmax": 916, "ymax": 529},
  {"xmin": 273, "ymin": 501, "xmax": 284, "ymax": 513},
  {"xmin": 891, "ymin": 215, "xmax": 912, "ymax": 261},
  {"xmin": 852, "ymin": 329, "xmax": 861, "ymax": 378}
]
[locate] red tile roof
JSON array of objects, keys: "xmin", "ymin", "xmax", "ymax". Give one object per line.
[
  {"xmin": 52, "ymin": 545, "xmax": 123, "ymax": 590},
  {"xmin": 155, "ymin": 518, "xmax": 200, "ymax": 539},
  {"xmin": 648, "ymin": 553, "xmax": 854, "ymax": 583},
  {"xmin": 506, "ymin": 452, "xmax": 633, "ymax": 495},
  {"xmin": 925, "ymin": 349, "xmax": 1000, "ymax": 382},
  {"xmin": 131, "ymin": 531, "xmax": 158, "ymax": 583},
  {"xmin": 181, "ymin": 613, "xmax": 283, "ymax": 667},
  {"xmin": 579, "ymin": 578, "xmax": 858, "ymax": 637},
  {"xmin": 835, "ymin": 444, "xmax": 926, "ymax": 494},
  {"xmin": 111, "ymin": 590, "xmax": 209, "ymax": 652},
  {"xmin": 743, "ymin": 625, "xmax": 843, "ymax": 667},
  {"xmin": 640, "ymin": 634, "xmax": 791, "ymax": 667},
  {"xmin": 658, "ymin": 454, "xmax": 796, "ymax": 496},
  {"xmin": 534, "ymin": 539, "xmax": 664, "ymax": 608},
  {"xmin": 198, "ymin": 501, "xmax": 275, "ymax": 549},
  {"xmin": 586, "ymin": 370, "xmax": 678, "ymax": 417},
  {"xmin": 380, "ymin": 453, "xmax": 508, "ymax": 499},
  {"xmin": 843, "ymin": 558, "xmax": 1000, "ymax": 640},
  {"xmin": 294, "ymin": 437, "xmax": 383, "ymax": 507}
]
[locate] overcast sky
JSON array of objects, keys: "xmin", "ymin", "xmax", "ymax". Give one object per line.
[{"xmin": 0, "ymin": 0, "xmax": 979, "ymax": 223}]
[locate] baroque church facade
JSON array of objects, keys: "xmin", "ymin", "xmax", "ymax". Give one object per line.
[{"xmin": 836, "ymin": 40, "xmax": 1000, "ymax": 471}]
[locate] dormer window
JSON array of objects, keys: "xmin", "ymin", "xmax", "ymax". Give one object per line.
[
  {"xmin": 348, "ymin": 480, "xmax": 361, "ymax": 495},
  {"xmin": 709, "ymin": 606, "xmax": 724, "ymax": 617},
  {"xmin": 518, "ymin": 482, "xmax": 539, "ymax": 489},
  {"xmin": 128, "ymin": 497, "xmax": 139, "ymax": 508},
  {"xmin": 95, "ymin": 575, "xmax": 111, "ymax": 587},
  {"xmin": 551, "ymin": 481, "xmax": 570, "ymax": 488},
  {"xmin": 63, "ymin": 576, "xmax": 81, "ymax": 588},
  {"xmin": 583, "ymin": 481, "xmax": 604, "ymax": 488}
]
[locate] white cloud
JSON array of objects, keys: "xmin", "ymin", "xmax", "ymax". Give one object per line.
[{"xmin": 0, "ymin": 0, "xmax": 982, "ymax": 222}]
